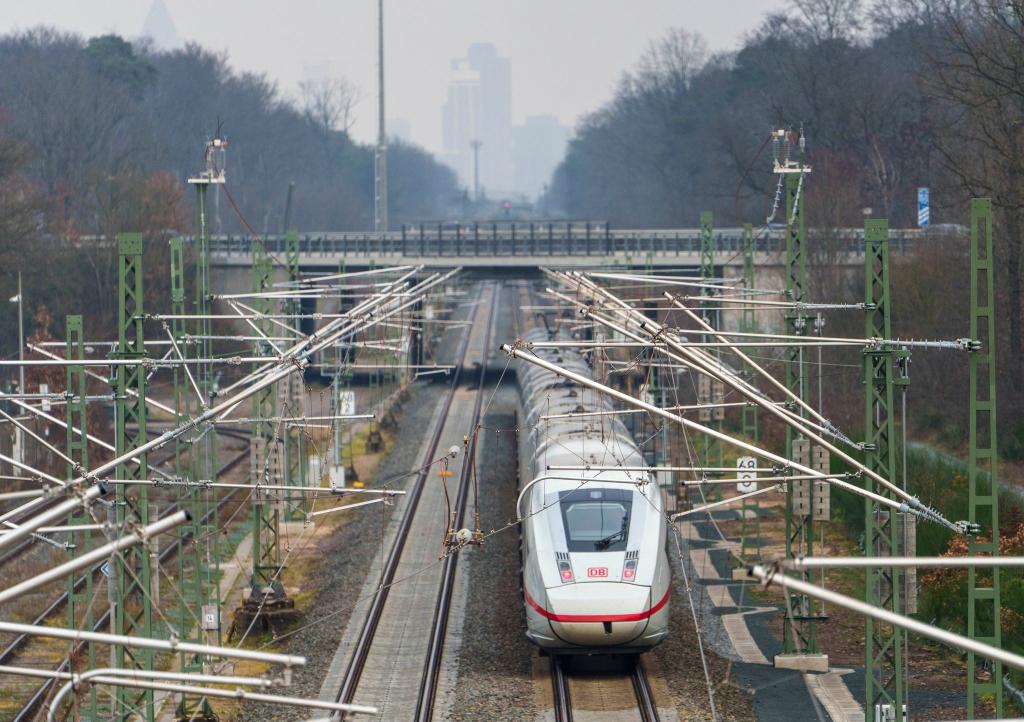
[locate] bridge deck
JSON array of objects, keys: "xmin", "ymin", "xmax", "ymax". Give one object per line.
[{"xmin": 207, "ymin": 225, "xmax": 923, "ymax": 268}]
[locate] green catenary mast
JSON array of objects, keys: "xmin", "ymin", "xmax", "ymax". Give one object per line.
[
  {"xmin": 112, "ymin": 233, "xmax": 154, "ymax": 721},
  {"xmin": 65, "ymin": 314, "xmax": 103, "ymax": 720},
  {"xmin": 967, "ymin": 197, "xmax": 1003, "ymax": 718},
  {"xmin": 782, "ymin": 164, "xmax": 820, "ymax": 658},
  {"xmin": 169, "ymin": 237, "xmax": 218, "ymax": 721},
  {"xmin": 862, "ymin": 219, "xmax": 905, "ymax": 722}
]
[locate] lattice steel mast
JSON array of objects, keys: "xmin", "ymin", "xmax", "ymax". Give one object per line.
[
  {"xmin": 283, "ymin": 230, "xmax": 307, "ymax": 518},
  {"xmin": 169, "ymin": 236, "xmax": 218, "ymax": 722},
  {"xmin": 777, "ymin": 136, "xmax": 827, "ymax": 664},
  {"xmin": 112, "ymin": 233, "xmax": 155, "ymax": 721},
  {"xmin": 967, "ymin": 197, "xmax": 1003, "ymax": 717},
  {"xmin": 65, "ymin": 314, "xmax": 103, "ymax": 720},
  {"xmin": 863, "ymin": 219, "xmax": 905, "ymax": 722}
]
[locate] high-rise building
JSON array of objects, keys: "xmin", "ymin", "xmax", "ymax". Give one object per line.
[
  {"xmin": 513, "ymin": 115, "xmax": 570, "ymax": 200},
  {"xmin": 142, "ymin": 0, "xmax": 182, "ymax": 51},
  {"xmin": 441, "ymin": 43, "xmax": 512, "ymax": 196},
  {"xmin": 441, "ymin": 60, "xmax": 481, "ymax": 187}
]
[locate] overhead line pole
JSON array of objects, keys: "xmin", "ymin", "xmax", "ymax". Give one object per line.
[
  {"xmin": 169, "ymin": 236, "xmax": 218, "ymax": 722},
  {"xmin": 283, "ymin": 230, "xmax": 307, "ymax": 519},
  {"xmin": 698, "ymin": 211, "xmax": 723, "ymax": 500},
  {"xmin": 967, "ymin": 197, "xmax": 1003, "ymax": 717},
  {"xmin": 740, "ymin": 222, "xmax": 761, "ymax": 562},
  {"xmin": 863, "ymin": 219, "xmax": 905, "ymax": 722},
  {"xmin": 781, "ymin": 163, "xmax": 821, "ymax": 662},
  {"xmin": 243, "ymin": 242, "xmax": 293, "ymax": 626},
  {"xmin": 64, "ymin": 313, "xmax": 102, "ymax": 719},
  {"xmin": 374, "ymin": 0, "xmax": 389, "ymax": 233},
  {"xmin": 111, "ymin": 232, "xmax": 155, "ymax": 722}
]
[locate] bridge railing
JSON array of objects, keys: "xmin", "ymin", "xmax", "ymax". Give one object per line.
[{"xmin": 206, "ymin": 223, "xmax": 925, "ymax": 259}]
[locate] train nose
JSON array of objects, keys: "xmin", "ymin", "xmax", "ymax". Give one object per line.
[{"xmin": 544, "ymin": 583, "xmax": 653, "ymax": 647}]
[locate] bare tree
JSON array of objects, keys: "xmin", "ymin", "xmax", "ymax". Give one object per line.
[
  {"xmin": 929, "ymin": 0, "xmax": 1024, "ymax": 379},
  {"xmin": 791, "ymin": 0, "xmax": 866, "ymax": 41},
  {"xmin": 298, "ymin": 76, "xmax": 360, "ymax": 139}
]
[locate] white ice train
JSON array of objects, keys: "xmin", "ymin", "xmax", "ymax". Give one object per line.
[{"xmin": 517, "ymin": 327, "xmax": 670, "ymax": 654}]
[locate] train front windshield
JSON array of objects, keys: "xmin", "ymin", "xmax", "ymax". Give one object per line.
[{"xmin": 559, "ymin": 488, "xmax": 632, "ymax": 552}]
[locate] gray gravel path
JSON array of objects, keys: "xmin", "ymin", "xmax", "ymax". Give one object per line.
[
  {"xmin": 446, "ymin": 391, "xmax": 538, "ymax": 721},
  {"xmin": 238, "ymin": 381, "xmax": 445, "ymax": 721}
]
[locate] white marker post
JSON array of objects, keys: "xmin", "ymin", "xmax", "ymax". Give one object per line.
[{"xmin": 736, "ymin": 456, "xmax": 758, "ymax": 493}]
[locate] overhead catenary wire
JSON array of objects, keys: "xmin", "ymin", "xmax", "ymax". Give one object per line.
[
  {"xmin": 555, "ymin": 273, "xmax": 928, "ymax": 506},
  {"xmin": 502, "ymin": 344, "xmax": 911, "ymax": 516},
  {"xmin": 0, "ymin": 269, "xmax": 453, "ymax": 549},
  {"xmin": 748, "ymin": 563, "xmax": 1024, "ymax": 673}
]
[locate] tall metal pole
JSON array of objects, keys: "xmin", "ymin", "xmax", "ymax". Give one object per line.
[
  {"xmin": 740, "ymin": 223, "xmax": 760, "ymax": 562},
  {"xmin": 65, "ymin": 314, "xmax": 102, "ymax": 720},
  {"xmin": 863, "ymin": 219, "xmax": 905, "ymax": 722},
  {"xmin": 282, "ymin": 181, "xmax": 295, "ymax": 234},
  {"xmin": 698, "ymin": 211, "xmax": 723, "ymax": 498},
  {"xmin": 283, "ymin": 230, "xmax": 307, "ymax": 519},
  {"xmin": 169, "ymin": 237, "xmax": 217, "ymax": 722},
  {"xmin": 471, "ymin": 139, "xmax": 482, "ymax": 202},
  {"xmin": 240, "ymin": 242, "xmax": 295, "ymax": 631},
  {"xmin": 15, "ymin": 271, "xmax": 24, "ymax": 473},
  {"xmin": 740, "ymin": 222, "xmax": 758, "ymax": 441},
  {"xmin": 967, "ymin": 197, "xmax": 1003, "ymax": 718},
  {"xmin": 191, "ymin": 179, "xmax": 220, "ymax": 652},
  {"xmin": 782, "ymin": 168, "xmax": 819, "ymax": 659},
  {"xmin": 17, "ymin": 271, "xmax": 24, "ymax": 404},
  {"xmin": 251, "ymin": 245, "xmax": 280, "ymax": 590},
  {"xmin": 112, "ymin": 232, "xmax": 154, "ymax": 722},
  {"xmin": 374, "ymin": 0, "xmax": 389, "ymax": 233}
]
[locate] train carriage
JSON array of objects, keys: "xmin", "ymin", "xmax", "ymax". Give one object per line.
[{"xmin": 517, "ymin": 327, "xmax": 670, "ymax": 654}]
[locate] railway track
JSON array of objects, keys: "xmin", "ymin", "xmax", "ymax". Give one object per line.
[
  {"xmin": 518, "ymin": 277, "xmax": 663, "ymax": 722},
  {"xmin": 5, "ymin": 429, "xmax": 252, "ymax": 722},
  {"xmin": 415, "ymin": 283, "xmax": 498, "ymax": 720},
  {"xmin": 551, "ymin": 655, "xmax": 660, "ymax": 722},
  {"xmin": 332, "ymin": 281, "xmax": 499, "ymax": 719}
]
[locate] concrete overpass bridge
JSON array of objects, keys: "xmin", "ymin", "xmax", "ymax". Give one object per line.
[{"xmin": 207, "ymin": 221, "xmax": 923, "ymax": 273}]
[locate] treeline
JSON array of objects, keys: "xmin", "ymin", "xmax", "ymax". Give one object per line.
[
  {"xmin": 552, "ymin": 0, "xmax": 1024, "ymax": 456},
  {"xmin": 0, "ymin": 28, "xmax": 459, "ymax": 349},
  {"xmin": 550, "ymin": 0, "xmax": 967, "ymax": 229}
]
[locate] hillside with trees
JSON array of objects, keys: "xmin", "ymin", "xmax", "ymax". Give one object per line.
[
  {"xmin": 0, "ymin": 28, "xmax": 459, "ymax": 347},
  {"xmin": 550, "ymin": 0, "xmax": 1024, "ymax": 458}
]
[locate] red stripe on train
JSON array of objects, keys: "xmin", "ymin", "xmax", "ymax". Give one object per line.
[{"xmin": 525, "ymin": 587, "xmax": 669, "ymax": 623}]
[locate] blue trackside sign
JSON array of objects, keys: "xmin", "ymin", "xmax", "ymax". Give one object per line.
[{"xmin": 918, "ymin": 187, "xmax": 930, "ymax": 227}]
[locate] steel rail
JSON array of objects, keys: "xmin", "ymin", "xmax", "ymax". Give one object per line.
[
  {"xmin": 630, "ymin": 659, "xmax": 660, "ymax": 722},
  {"xmin": 334, "ymin": 281, "xmax": 478, "ymax": 714},
  {"xmin": 415, "ymin": 282, "xmax": 499, "ymax": 721},
  {"xmin": 551, "ymin": 656, "xmax": 572, "ymax": 722}
]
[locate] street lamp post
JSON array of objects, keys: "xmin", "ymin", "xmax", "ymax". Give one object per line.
[
  {"xmin": 471, "ymin": 139, "xmax": 482, "ymax": 202},
  {"xmin": 10, "ymin": 272, "xmax": 24, "ymax": 474}
]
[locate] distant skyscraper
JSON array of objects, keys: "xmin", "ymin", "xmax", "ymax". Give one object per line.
[
  {"xmin": 513, "ymin": 115, "xmax": 570, "ymax": 200},
  {"xmin": 142, "ymin": 0, "xmax": 181, "ymax": 51},
  {"xmin": 441, "ymin": 61, "xmax": 481, "ymax": 187},
  {"xmin": 441, "ymin": 43, "xmax": 512, "ymax": 196}
]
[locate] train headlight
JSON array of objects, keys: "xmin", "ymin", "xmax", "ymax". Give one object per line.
[
  {"xmin": 558, "ymin": 560, "xmax": 574, "ymax": 583},
  {"xmin": 622, "ymin": 558, "xmax": 638, "ymax": 581}
]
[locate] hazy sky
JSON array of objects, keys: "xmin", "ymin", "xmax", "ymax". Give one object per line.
[{"xmin": 0, "ymin": 1, "xmax": 788, "ymax": 153}]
